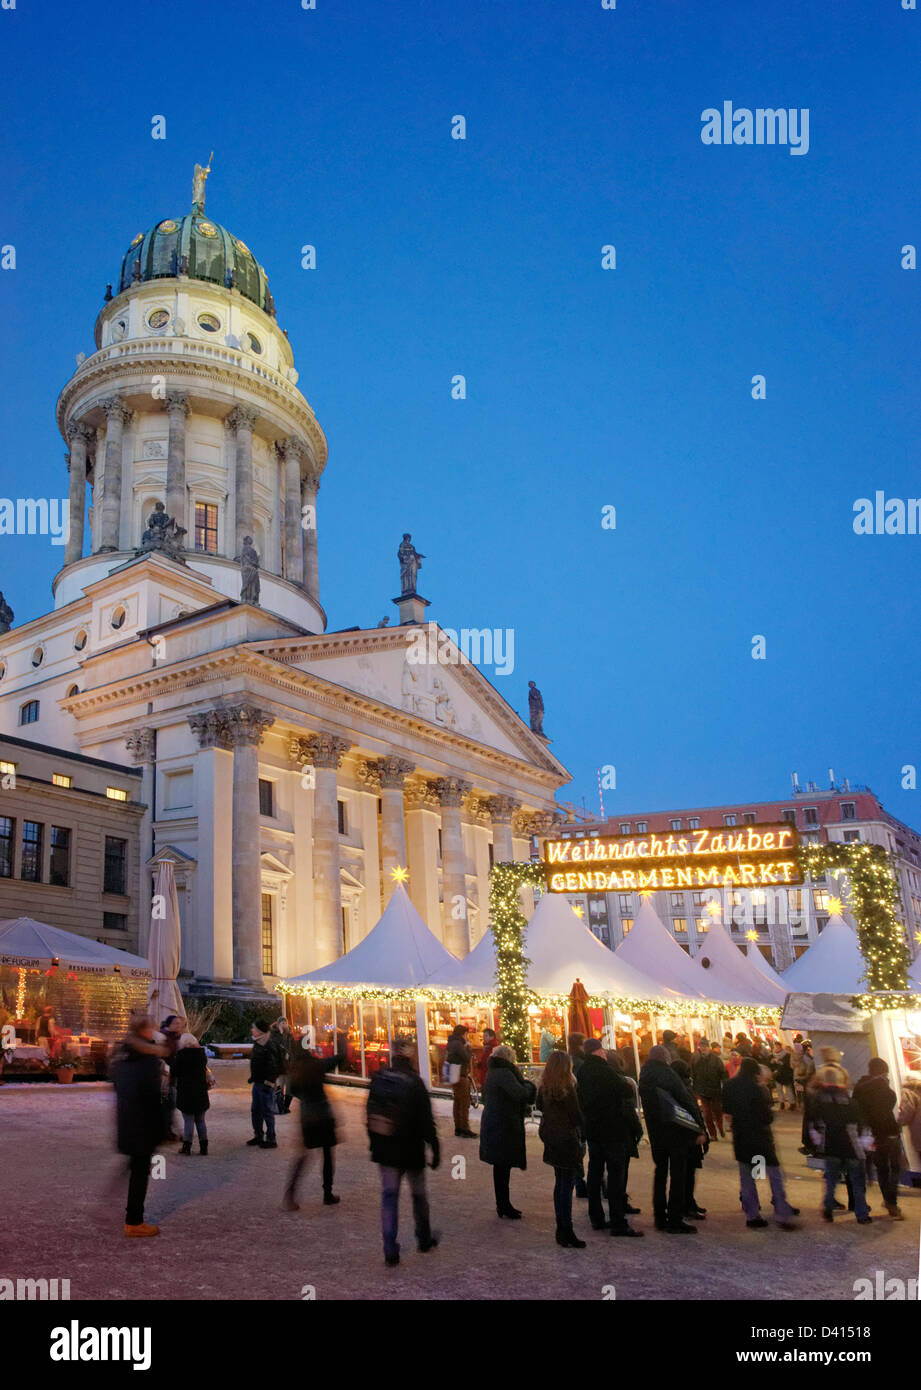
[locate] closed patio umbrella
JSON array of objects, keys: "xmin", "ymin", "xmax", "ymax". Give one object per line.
[
  {"xmin": 147, "ymin": 860, "xmax": 185, "ymax": 1023},
  {"xmin": 568, "ymin": 977, "xmax": 592, "ymax": 1037}
]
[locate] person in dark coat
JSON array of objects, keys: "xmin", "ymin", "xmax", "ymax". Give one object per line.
[
  {"xmin": 271, "ymin": 1017, "xmax": 299, "ymax": 1113},
  {"xmin": 479, "ymin": 1044, "xmax": 536, "ymax": 1218},
  {"xmin": 854, "ymin": 1057, "xmax": 903, "ymax": 1220},
  {"xmin": 805, "ymin": 1059, "xmax": 872, "ymax": 1223},
  {"xmin": 577, "ymin": 1038, "xmax": 643, "ymax": 1236},
  {"xmin": 671, "ymin": 1058, "xmax": 709, "ymax": 1222},
  {"xmin": 367, "ymin": 1037, "xmax": 440, "ymax": 1266},
  {"xmin": 638, "ymin": 1045, "xmax": 705, "ymax": 1233},
  {"xmin": 283, "ymin": 1047, "xmax": 345, "ymax": 1209},
  {"xmin": 111, "ymin": 1013, "xmax": 169, "ymax": 1237},
  {"xmin": 691, "ymin": 1039, "xmax": 727, "ymax": 1139},
  {"xmin": 158, "ymin": 1013, "xmax": 185, "ymax": 1141},
  {"xmin": 173, "ymin": 1032, "xmax": 210, "ymax": 1155},
  {"xmin": 446, "ymin": 1024, "xmax": 474, "ymax": 1138},
  {"xmin": 606, "ymin": 1050, "xmax": 642, "ymax": 1215},
  {"xmin": 248, "ymin": 1020, "xmax": 282, "ymax": 1148},
  {"xmin": 537, "ymin": 1050, "xmax": 586, "ymax": 1247},
  {"xmin": 722, "ymin": 1057, "xmax": 799, "ymax": 1229}
]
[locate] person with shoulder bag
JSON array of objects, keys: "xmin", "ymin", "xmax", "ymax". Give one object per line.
[{"xmin": 638, "ymin": 1045, "xmax": 706, "ymax": 1234}]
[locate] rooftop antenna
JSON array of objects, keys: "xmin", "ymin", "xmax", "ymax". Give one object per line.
[
  {"xmin": 828, "ymin": 767, "xmax": 836, "ymax": 789},
  {"xmin": 597, "ymin": 767, "xmax": 605, "ymax": 820},
  {"xmin": 791, "ymin": 771, "xmax": 800, "ymax": 793}
]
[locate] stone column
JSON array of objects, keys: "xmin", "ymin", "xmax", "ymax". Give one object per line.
[
  {"xmin": 301, "ymin": 463, "xmax": 321, "ymax": 600},
  {"xmin": 64, "ymin": 421, "xmax": 93, "ymax": 565},
  {"xmin": 227, "ymin": 405, "xmax": 258, "ymax": 556},
  {"xmin": 98, "ymin": 396, "xmax": 132, "ymax": 551},
  {"xmin": 191, "ymin": 705, "xmax": 275, "ymax": 984},
  {"xmin": 435, "ymin": 777, "xmax": 472, "ymax": 955},
  {"xmin": 378, "ymin": 756, "xmax": 415, "ymax": 900},
  {"xmin": 125, "ymin": 727, "xmax": 156, "ymax": 954},
  {"xmin": 278, "ymin": 436, "xmax": 305, "ymax": 585},
  {"xmin": 165, "ymin": 390, "xmax": 190, "ymax": 529},
  {"xmin": 488, "ymin": 795, "xmax": 520, "ymax": 864},
  {"xmin": 291, "ymin": 732, "xmax": 351, "ymax": 967},
  {"xmin": 404, "ymin": 778, "xmax": 441, "ymax": 930}
]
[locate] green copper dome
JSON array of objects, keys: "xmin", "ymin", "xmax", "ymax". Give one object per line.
[{"xmin": 117, "ymin": 212, "xmax": 275, "ymax": 315}]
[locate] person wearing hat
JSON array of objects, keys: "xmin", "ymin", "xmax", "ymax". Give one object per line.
[
  {"xmin": 577, "ymin": 1037, "xmax": 643, "ymax": 1236},
  {"xmin": 805, "ymin": 1050, "xmax": 872, "ymax": 1223}
]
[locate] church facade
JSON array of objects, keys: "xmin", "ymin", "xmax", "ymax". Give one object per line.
[{"xmin": 0, "ymin": 171, "xmax": 570, "ymax": 994}]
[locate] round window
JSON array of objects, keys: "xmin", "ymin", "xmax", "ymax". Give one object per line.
[
  {"xmin": 31, "ymin": 646, "xmax": 44, "ymax": 668},
  {"xmin": 158, "ymin": 220, "xmax": 179, "ymax": 234},
  {"xmin": 247, "ymin": 332, "xmax": 262, "ymax": 354},
  {"xmin": 110, "ymin": 607, "xmax": 126, "ymax": 630},
  {"xmin": 148, "ymin": 308, "xmax": 170, "ymax": 330},
  {"xmin": 74, "ymin": 630, "xmax": 87, "ymax": 651},
  {"xmin": 198, "ymin": 313, "xmax": 220, "ymax": 333},
  {"xmin": 198, "ymin": 221, "xmax": 218, "ymax": 238}
]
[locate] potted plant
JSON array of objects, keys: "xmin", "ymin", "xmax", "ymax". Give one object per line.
[{"xmin": 54, "ymin": 1044, "xmax": 77, "ymax": 1085}]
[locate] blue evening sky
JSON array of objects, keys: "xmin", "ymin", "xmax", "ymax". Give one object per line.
[{"xmin": 1, "ymin": 1, "xmax": 919, "ymax": 825}]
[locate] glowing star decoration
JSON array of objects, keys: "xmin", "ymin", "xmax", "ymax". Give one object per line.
[
  {"xmin": 389, "ymin": 865, "xmax": 409, "ymax": 885},
  {"xmin": 746, "ymin": 930, "xmax": 758, "ymax": 942},
  {"xmin": 825, "ymin": 896, "xmax": 844, "ymax": 916},
  {"xmin": 707, "ymin": 901, "xmax": 721, "ymax": 919},
  {"xmin": 639, "ymin": 889, "xmax": 655, "ymax": 899},
  {"xmin": 914, "ymin": 929, "xmax": 921, "ymax": 945},
  {"xmin": 572, "ymin": 905, "xmax": 585, "ymax": 919}
]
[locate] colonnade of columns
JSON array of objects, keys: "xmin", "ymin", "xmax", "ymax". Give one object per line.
[
  {"xmin": 132, "ymin": 709, "xmax": 536, "ymax": 986},
  {"xmin": 62, "ymin": 394, "xmax": 321, "ymax": 601}
]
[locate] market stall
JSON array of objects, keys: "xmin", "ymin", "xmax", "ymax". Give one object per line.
[{"xmin": 0, "ymin": 916, "xmax": 149, "ymax": 1082}]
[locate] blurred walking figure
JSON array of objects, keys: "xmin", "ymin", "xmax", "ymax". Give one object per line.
[
  {"xmin": 174, "ymin": 1032, "xmax": 210, "ymax": 1155},
  {"xmin": 367, "ymin": 1037, "xmax": 440, "ymax": 1267},
  {"xmin": 158, "ymin": 1013, "xmax": 185, "ymax": 1140},
  {"xmin": 578, "ymin": 1038, "xmax": 643, "ymax": 1236},
  {"xmin": 110, "ymin": 1013, "xmax": 169, "ymax": 1237},
  {"xmin": 248, "ymin": 1019, "xmax": 281, "ymax": 1149},
  {"xmin": 895, "ymin": 1073, "xmax": 921, "ymax": 1155},
  {"xmin": 36, "ymin": 1005, "xmax": 57, "ymax": 1058},
  {"xmin": 722, "ymin": 1057, "xmax": 800, "ymax": 1231},
  {"xmin": 537, "ymin": 1050, "xmax": 586, "ymax": 1248},
  {"xmin": 283, "ymin": 1046, "xmax": 344, "ymax": 1210},
  {"xmin": 479, "ymin": 1043, "xmax": 536, "ymax": 1219},
  {"xmin": 773, "ymin": 1043, "xmax": 796, "ymax": 1109},
  {"xmin": 445, "ymin": 1024, "xmax": 474, "ymax": 1138},
  {"xmin": 805, "ymin": 1051, "xmax": 872, "ymax": 1224},
  {"xmin": 691, "ymin": 1039, "xmax": 726, "ymax": 1139},
  {"xmin": 854, "ymin": 1058, "xmax": 904, "ymax": 1220}
]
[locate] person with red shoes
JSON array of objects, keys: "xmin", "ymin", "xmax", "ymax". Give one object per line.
[{"xmin": 111, "ymin": 1013, "xmax": 170, "ymax": 1238}]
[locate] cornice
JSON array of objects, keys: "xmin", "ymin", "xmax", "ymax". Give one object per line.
[{"xmin": 61, "ymin": 645, "xmax": 565, "ymax": 792}]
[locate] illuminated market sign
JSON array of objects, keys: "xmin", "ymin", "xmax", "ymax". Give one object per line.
[{"xmin": 543, "ymin": 824, "xmax": 802, "ymax": 892}]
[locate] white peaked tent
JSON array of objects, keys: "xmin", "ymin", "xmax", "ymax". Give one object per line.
[
  {"xmin": 614, "ymin": 899, "xmax": 710, "ymax": 1002},
  {"xmin": 280, "ymin": 884, "xmax": 458, "ymax": 991},
  {"xmin": 782, "ymin": 913, "xmax": 869, "ymax": 994},
  {"xmin": 434, "ymin": 892, "xmax": 669, "ymax": 1001},
  {"xmin": 745, "ymin": 942, "xmax": 786, "ymax": 990},
  {"xmin": 689, "ymin": 919, "xmax": 787, "ymax": 1006}
]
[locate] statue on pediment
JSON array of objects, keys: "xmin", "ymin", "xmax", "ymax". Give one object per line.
[
  {"xmin": 137, "ymin": 502, "xmax": 187, "ymax": 562},
  {"xmin": 398, "ymin": 533, "xmax": 424, "ymax": 595}
]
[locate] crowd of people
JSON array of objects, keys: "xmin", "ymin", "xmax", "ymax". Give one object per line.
[{"xmin": 109, "ymin": 1010, "xmax": 921, "ymax": 1261}]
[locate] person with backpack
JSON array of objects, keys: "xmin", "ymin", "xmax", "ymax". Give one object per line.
[
  {"xmin": 367, "ymin": 1037, "xmax": 440, "ymax": 1266},
  {"xmin": 283, "ymin": 1046, "xmax": 345, "ymax": 1211}
]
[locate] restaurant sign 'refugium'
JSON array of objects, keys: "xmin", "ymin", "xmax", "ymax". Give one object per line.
[{"xmin": 543, "ymin": 824, "xmax": 803, "ymax": 893}]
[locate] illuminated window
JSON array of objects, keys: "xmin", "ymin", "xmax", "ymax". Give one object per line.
[
  {"xmin": 106, "ymin": 786, "xmax": 128, "ymax": 802},
  {"xmin": 696, "ymin": 918, "xmax": 709, "ymax": 933},
  {"xmin": 621, "ymin": 918, "xmax": 634, "ymax": 936},
  {"xmin": 688, "ymin": 817, "xmax": 700, "ymax": 830},
  {"xmin": 814, "ymin": 890, "xmax": 829, "ymax": 912},
  {"xmin": 0, "ymin": 760, "xmax": 16, "ymax": 777},
  {"xmin": 673, "ymin": 917, "xmax": 688, "ymax": 934},
  {"xmin": 261, "ymin": 893, "xmax": 274, "ymax": 974},
  {"xmin": 194, "ymin": 502, "xmax": 219, "ymax": 554},
  {"xmin": 52, "ymin": 773, "xmax": 72, "ymax": 788}
]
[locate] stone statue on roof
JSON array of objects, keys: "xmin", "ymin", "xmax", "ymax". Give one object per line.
[{"xmin": 398, "ymin": 533, "xmax": 424, "ymax": 595}]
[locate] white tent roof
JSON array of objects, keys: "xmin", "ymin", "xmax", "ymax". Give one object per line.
[
  {"xmin": 745, "ymin": 942, "xmax": 786, "ymax": 990},
  {"xmin": 433, "ymin": 892, "xmax": 675, "ymax": 1002},
  {"xmin": 782, "ymin": 913, "xmax": 868, "ymax": 994},
  {"xmin": 614, "ymin": 900, "xmax": 710, "ymax": 1002},
  {"xmin": 280, "ymin": 885, "xmax": 458, "ymax": 991},
  {"xmin": 689, "ymin": 919, "xmax": 787, "ymax": 1006},
  {"xmin": 0, "ymin": 916, "xmax": 150, "ymax": 978}
]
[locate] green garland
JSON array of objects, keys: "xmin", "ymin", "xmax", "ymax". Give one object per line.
[
  {"xmin": 797, "ymin": 840, "xmax": 912, "ymax": 1006},
  {"xmin": 490, "ymin": 861, "xmax": 547, "ymax": 1061}
]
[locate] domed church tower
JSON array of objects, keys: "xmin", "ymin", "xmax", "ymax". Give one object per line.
[{"xmin": 54, "ymin": 160, "xmax": 328, "ymax": 633}]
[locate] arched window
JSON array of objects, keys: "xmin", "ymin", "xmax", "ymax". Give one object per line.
[
  {"xmin": 66, "ymin": 684, "xmax": 79, "ymax": 698},
  {"xmin": 19, "ymin": 700, "xmax": 39, "ymax": 725}
]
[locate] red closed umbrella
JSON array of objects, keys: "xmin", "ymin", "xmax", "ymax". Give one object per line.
[{"xmin": 567, "ymin": 978, "xmax": 592, "ymax": 1038}]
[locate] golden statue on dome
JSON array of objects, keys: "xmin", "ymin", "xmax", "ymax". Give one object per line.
[{"xmin": 192, "ymin": 152, "xmax": 214, "ymax": 212}]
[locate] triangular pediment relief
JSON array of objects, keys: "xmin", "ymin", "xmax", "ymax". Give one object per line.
[{"xmin": 244, "ymin": 625, "xmax": 565, "ymax": 775}]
